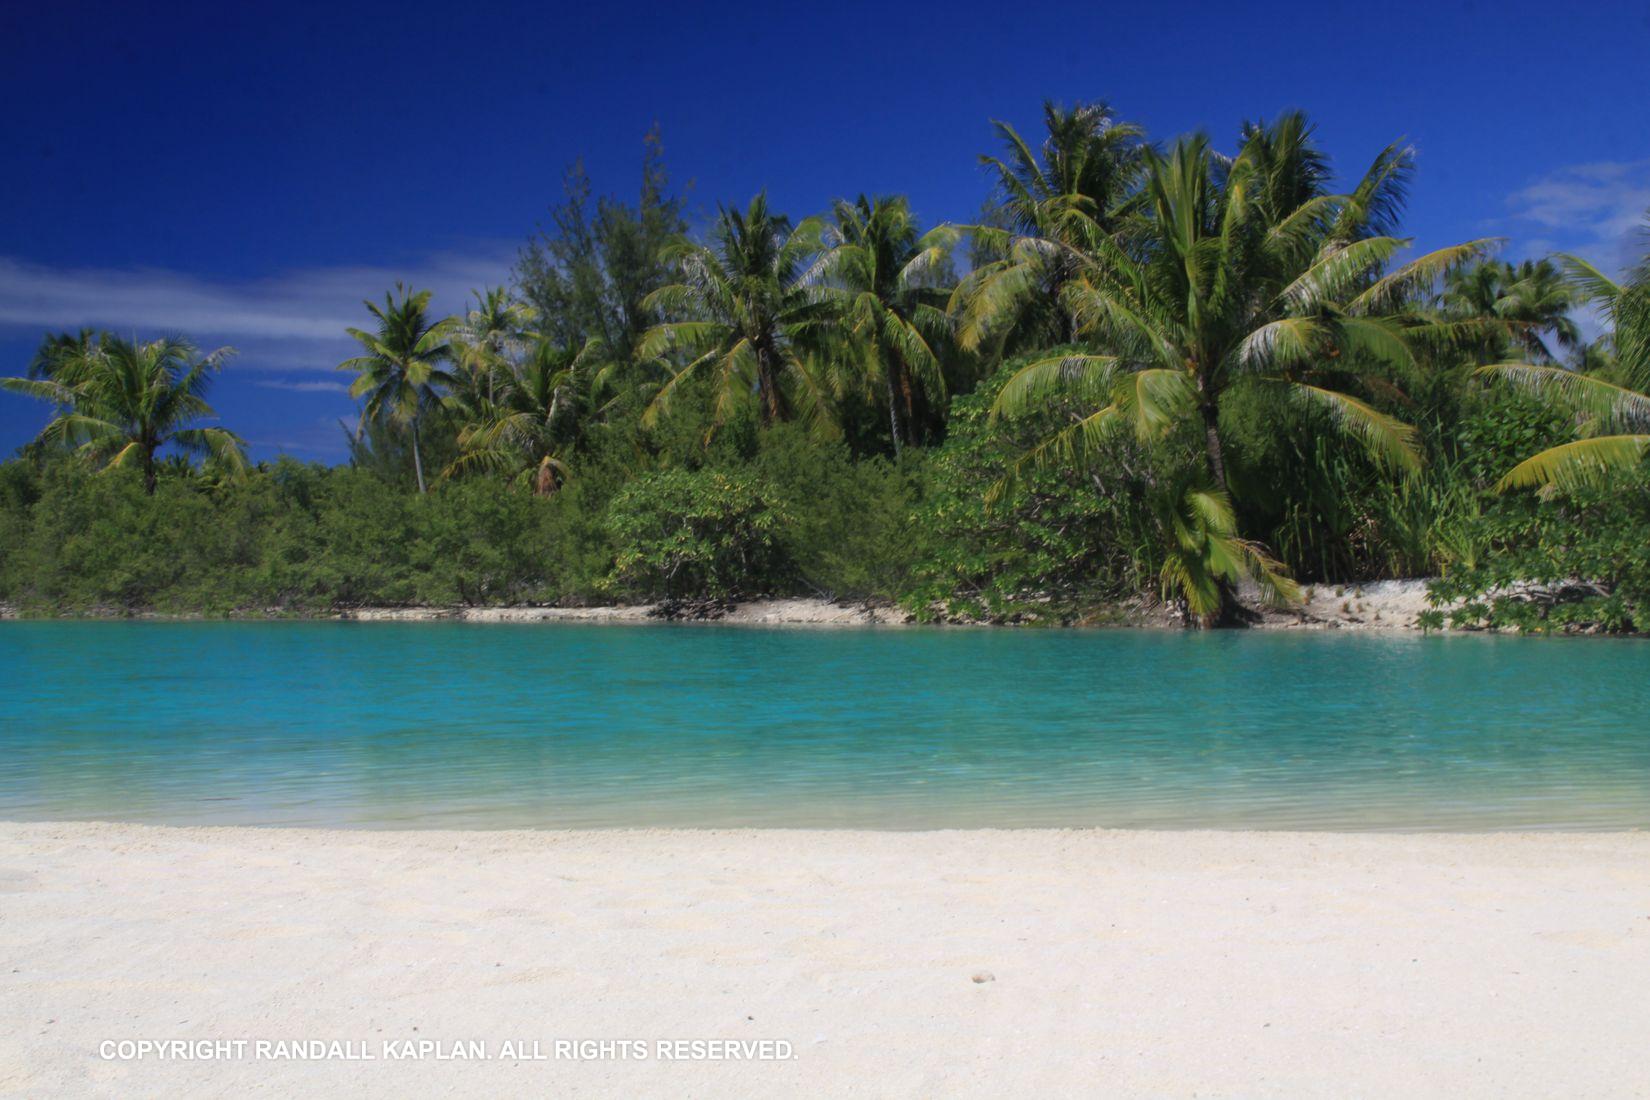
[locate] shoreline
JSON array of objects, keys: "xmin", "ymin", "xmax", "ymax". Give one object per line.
[
  {"xmin": 0, "ymin": 579, "xmax": 1455, "ymax": 632},
  {"xmin": 5, "ymin": 821, "xmax": 1647, "ymax": 1096},
  {"xmin": 5, "ymin": 580, "xmax": 1638, "ymax": 636},
  {"xmin": 335, "ymin": 578, "xmax": 1447, "ymax": 631}
]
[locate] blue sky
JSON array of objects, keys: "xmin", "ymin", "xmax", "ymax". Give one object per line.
[{"xmin": 3, "ymin": 0, "xmax": 1649, "ymax": 462}]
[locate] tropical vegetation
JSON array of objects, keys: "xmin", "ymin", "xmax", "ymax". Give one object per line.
[
  {"xmin": 3, "ymin": 106, "xmax": 1648, "ymax": 632},
  {"xmin": 3, "ymin": 335, "xmax": 245, "ymax": 494}
]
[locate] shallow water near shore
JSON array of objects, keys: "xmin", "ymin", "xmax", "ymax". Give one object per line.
[{"xmin": 1, "ymin": 621, "xmax": 1646, "ymax": 830}]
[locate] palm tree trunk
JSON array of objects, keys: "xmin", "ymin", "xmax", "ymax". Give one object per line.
[
  {"xmin": 897, "ymin": 360, "xmax": 918, "ymax": 447},
  {"xmin": 885, "ymin": 373, "xmax": 903, "ymax": 456},
  {"xmin": 1054, "ymin": 258, "xmax": 1077, "ymax": 345},
  {"xmin": 411, "ymin": 414, "xmax": 427, "ymax": 494},
  {"xmin": 1198, "ymin": 382, "xmax": 1227, "ymax": 489},
  {"xmin": 1197, "ymin": 386, "xmax": 1234, "ymax": 629},
  {"xmin": 755, "ymin": 342, "xmax": 785, "ymax": 424},
  {"xmin": 142, "ymin": 447, "xmax": 157, "ymax": 495},
  {"xmin": 1203, "ymin": 412, "xmax": 1227, "ymax": 489}
]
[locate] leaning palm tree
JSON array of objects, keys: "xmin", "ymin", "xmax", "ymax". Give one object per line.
[
  {"xmin": 1477, "ymin": 243, "xmax": 1650, "ymax": 490},
  {"xmin": 955, "ymin": 101, "xmax": 1147, "ymax": 352},
  {"xmin": 817, "ymin": 195, "xmax": 958, "ymax": 451},
  {"xmin": 444, "ymin": 337, "xmax": 607, "ymax": 495},
  {"xmin": 1, "ymin": 334, "xmax": 246, "ymax": 494},
  {"xmin": 337, "ymin": 284, "xmax": 456, "ymax": 493},
  {"xmin": 637, "ymin": 194, "xmax": 834, "ymax": 434},
  {"xmin": 989, "ymin": 117, "xmax": 1493, "ymax": 621}
]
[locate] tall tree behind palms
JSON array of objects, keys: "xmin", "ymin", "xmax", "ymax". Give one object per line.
[
  {"xmin": 337, "ymin": 284, "xmax": 456, "ymax": 493},
  {"xmin": 819, "ymin": 195, "xmax": 958, "ymax": 451},
  {"xmin": 515, "ymin": 125, "xmax": 687, "ymax": 361},
  {"xmin": 638, "ymin": 194, "xmax": 833, "ymax": 433},
  {"xmin": 954, "ymin": 101, "xmax": 1147, "ymax": 353},
  {"xmin": 1, "ymin": 334, "xmax": 246, "ymax": 493}
]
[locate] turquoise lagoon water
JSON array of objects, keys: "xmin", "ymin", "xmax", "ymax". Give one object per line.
[{"xmin": 0, "ymin": 621, "xmax": 1646, "ymax": 830}]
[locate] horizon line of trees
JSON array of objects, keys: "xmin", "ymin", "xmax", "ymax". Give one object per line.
[{"xmin": 4, "ymin": 103, "xmax": 1648, "ymax": 628}]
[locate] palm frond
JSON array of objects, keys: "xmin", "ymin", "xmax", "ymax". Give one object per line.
[
  {"xmin": 1289, "ymin": 383, "xmax": 1422, "ymax": 471},
  {"xmin": 1350, "ymin": 239, "xmax": 1500, "ymax": 314},
  {"xmin": 989, "ymin": 354, "xmax": 1118, "ymax": 420},
  {"xmin": 1240, "ymin": 317, "xmax": 1323, "ymax": 370},
  {"xmin": 1496, "ymin": 435, "xmax": 1650, "ymax": 492},
  {"xmin": 1278, "ymin": 236, "xmax": 1403, "ymax": 311},
  {"xmin": 989, "ymin": 403, "xmax": 1125, "ymax": 505},
  {"xmin": 1555, "ymin": 253, "xmax": 1621, "ymax": 308},
  {"xmin": 1477, "ymin": 362, "xmax": 1650, "ymax": 428}
]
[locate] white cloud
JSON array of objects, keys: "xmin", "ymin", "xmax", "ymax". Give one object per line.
[
  {"xmin": 252, "ymin": 379, "xmax": 353, "ymax": 394},
  {"xmin": 1504, "ymin": 159, "xmax": 1650, "ymax": 271},
  {"xmin": 0, "ymin": 247, "xmax": 518, "ymax": 370}
]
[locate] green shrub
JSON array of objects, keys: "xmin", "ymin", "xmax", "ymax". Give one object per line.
[
  {"xmin": 604, "ymin": 468, "xmax": 789, "ymax": 599},
  {"xmin": 902, "ymin": 351, "xmax": 1175, "ymax": 620},
  {"xmin": 751, "ymin": 424, "xmax": 924, "ymax": 600},
  {"xmin": 1426, "ymin": 476, "xmax": 1650, "ymax": 633}
]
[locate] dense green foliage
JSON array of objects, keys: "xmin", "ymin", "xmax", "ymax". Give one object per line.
[
  {"xmin": 604, "ymin": 468, "xmax": 788, "ymax": 599},
  {"xmin": 904, "ymin": 352, "xmax": 1164, "ymax": 621},
  {"xmin": 1421, "ymin": 483, "xmax": 1650, "ymax": 634},
  {"xmin": 5, "ymin": 106, "xmax": 1649, "ymax": 631}
]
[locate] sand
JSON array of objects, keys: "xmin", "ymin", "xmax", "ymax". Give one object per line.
[
  {"xmin": 2, "ymin": 824, "xmax": 1647, "ymax": 1098},
  {"xmin": 336, "ymin": 583, "xmax": 1446, "ymax": 631},
  {"xmin": 336, "ymin": 597, "xmax": 913, "ymax": 627},
  {"xmin": 9, "ymin": 579, "xmax": 1605, "ymax": 632}
]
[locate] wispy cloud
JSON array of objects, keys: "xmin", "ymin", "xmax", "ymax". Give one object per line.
[
  {"xmin": 1504, "ymin": 159, "xmax": 1650, "ymax": 271},
  {"xmin": 252, "ymin": 378, "xmax": 352, "ymax": 394},
  {"xmin": 0, "ymin": 247, "xmax": 517, "ymax": 370}
]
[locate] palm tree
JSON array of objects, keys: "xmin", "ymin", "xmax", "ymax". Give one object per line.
[
  {"xmin": 1151, "ymin": 473, "xmax": 1298, "ymax": 623},
  {"xmin": 1442, "ymin": 258, "xmax": 1579, "ymax": 363},
  {"xmin": 637, "ymin": 194, "xmax": 834, "ymax": 434},
  {"xmin": 1478, "ymin": 244, "xmax": 1650, "ymax": 490},
  {"xmin": 444, "ymin": 337, "xmax": 607, "ymax": 495},
  {"xmin": 27, "ymin": 328, "xmax": 100, "ymax": 380},
  {"xmin": 954, "ymin": 101, "xmax": 1147, "ymax": 352},
  {"xmin": 988, "ymin": 116, "xmax": 1492, "ymax": 621},
  {"xmin": 818, "ymin": 195, "xmax": 958, "ymax": 451},
  {"xmin": 337, "ymin": 284, "xmax": 456, "ymax": 493},
  {"xmin": 450, "ymin": 287, "xmax": 536, "ymax": 405},
  {"xmin": 1, "ymin": 334, "xmax": 246, "ymax": 494}
]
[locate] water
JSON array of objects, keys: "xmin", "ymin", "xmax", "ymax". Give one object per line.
[{"xmin": 1, "ymin": 621, "xmax": 1646, "ymax": 830}]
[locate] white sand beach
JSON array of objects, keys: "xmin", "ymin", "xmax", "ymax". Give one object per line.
[
  {"xmin": 2, "ymin": 579, "xmax": 1570, "ymax": 632},
  {"xmin": 333, "ymin": 581, "xmax": 1447, "ymax": 630},
  {"xmin": 3, "ymin": 824, "xmax": 1647, "ymax": 1098}
]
